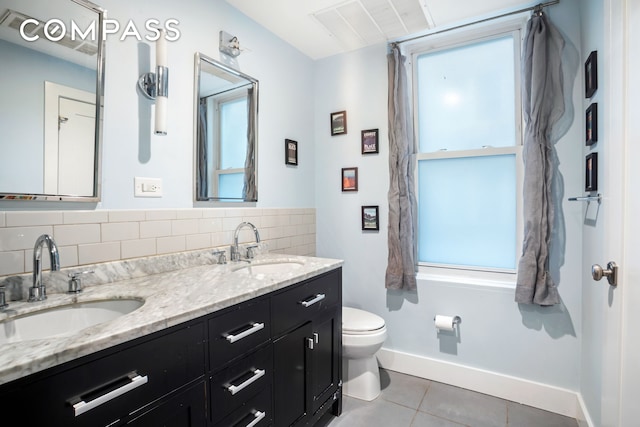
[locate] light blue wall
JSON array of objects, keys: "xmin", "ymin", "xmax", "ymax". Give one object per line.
[
  {"xmin": 94, "ymin": 0, "xmax": 315, "ymax": 209},
  {"xmin": 314, "ymin": 0, "xmax": 585, "ymax": 391}
]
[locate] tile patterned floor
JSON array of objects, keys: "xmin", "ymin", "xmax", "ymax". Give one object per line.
[{"xmin": 320, "ymin": 369, "xmax": 579, "ymax": 427}]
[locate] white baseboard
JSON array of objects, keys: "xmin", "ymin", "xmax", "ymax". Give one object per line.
[{"xmin": 377, "ymin": 347, "xmax": 586, "ymax": 420}]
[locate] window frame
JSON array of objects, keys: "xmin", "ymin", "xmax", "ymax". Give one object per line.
[
  {"xmin": 210, "ymin": 89, "xmax": 248, "ymax": 199},
  {"xmin": 408, "ymin": 18, "xmax": 527, "ymax": 280}
]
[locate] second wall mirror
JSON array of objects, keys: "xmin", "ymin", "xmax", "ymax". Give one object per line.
[{"xmin": 194, "ymin": 52, "xmax": 258, "ymax": 203}]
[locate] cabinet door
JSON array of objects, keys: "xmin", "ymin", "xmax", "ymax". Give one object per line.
[
  {"xmin": 310, "ymin": 308, "xmax": 341, "ymax": 415},
  {"xmin": 126, "ymin": 382, "xmax": 207, "ymax": 426},
  {"xmin": 273, "ymin": 322, "xmax": 313, "ymax": 427}
]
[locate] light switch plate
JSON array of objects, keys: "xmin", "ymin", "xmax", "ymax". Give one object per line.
[{"xmin": 134, "ymin": 177, "xmax": 163, "ymax": 197}]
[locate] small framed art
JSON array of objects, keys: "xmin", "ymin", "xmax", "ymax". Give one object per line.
[
  {"xmin": 285, "ymin": 139, "xmax": 298, "ymax": 165},
  {"xmin": 341, "ymin": 167, "xmax": 358, "ymax": 191},
  {"xmin": 361, "ymin": 206, "xmax": 379, "ymax": 231},
  {"xmin": 585, "ymin": 153, "xmax": 598, "ymax": 192},
  {"xmin": 586, "ymin": 103, "xmax": 598, "ymax": 146},
  {"xmin": 361, "ymin": 129, "xmax": 379, "ymax": 154},
  {"xmin": 585, "ymin": 51, "xmax": 598, "ymax": 98},
  {"xmin": 331, "ymin": 111, "xmax": 347, "ymax": 136}
]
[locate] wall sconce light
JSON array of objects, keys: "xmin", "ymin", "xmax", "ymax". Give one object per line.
[
  {"xmin": 219, "ymin": 31, "xmax": 241, "ymax": 58},
  {"xmin": 138, "ymin": 30, "xmax": 168, "ymax": 135}
]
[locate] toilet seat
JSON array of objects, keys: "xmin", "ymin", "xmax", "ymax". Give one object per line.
[{"xmin": 343, "ymin": 307, "xmax": 386, "ymax": 335}]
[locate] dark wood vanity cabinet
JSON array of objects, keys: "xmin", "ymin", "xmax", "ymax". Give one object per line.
[
  {"xmin": 0, "ymin": 267, "xmax": 342, "ymax": 427},
  {"xmin": 272, "ymin": 268, "xmax": 342, "ymax": 426}
]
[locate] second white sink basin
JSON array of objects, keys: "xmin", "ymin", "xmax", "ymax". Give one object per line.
[
  {"xmin": 0, "ymin": 299, "xmax": 144, "ymax": 344},
  {"xmin": 232, "ymin": 261, "xmax": 305, "ymax": 275}
]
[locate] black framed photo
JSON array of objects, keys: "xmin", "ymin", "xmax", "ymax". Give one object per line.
[
  {"xmin": 586, "ymin": 103, "xmax": 598, "ymax": 146},
  {"xmin": 585, "ymin": 51, "xmax": 598, "ymax": 98},
  {"xmin": 285, "ymin": 139, "xmax": 298, "ymax": 165},
  {"xmin": 585, "ymin": 153, "xmax": 598, "ymax": 192},
  {"xmin": 361, "ymin": 129, "xmax": 379, "ymax": 154},
  {"xmin": 341, "ymin": 167, "xmax": 358, "ymax": 192},
  {"xmin": 331, "ymin": 111, "xmax": 347, "ymax": 136},
  {"xmin": 361, "ymin": 206, "xmax": 379, "ymax": 231}
]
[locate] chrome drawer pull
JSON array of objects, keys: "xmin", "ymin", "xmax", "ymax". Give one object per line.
[
  {"xmin": 72, "ymin": 373, "xmax": 148, "ymax": 416},
  {"xmin": 225, "ymin": 322, "xmax": 265, "ymax": 343},
  {"xmin": 225, "ymin": 369, "xmax": 266, "ymax": 395},
  {"xmin": 246, "ymin": 410, "xmax": 266, "ymax": 427},
  {"xmin": 300, "ymin": 293, "xmax": 325, "ymax": 307}
]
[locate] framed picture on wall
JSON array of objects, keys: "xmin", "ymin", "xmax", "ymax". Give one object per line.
[
  {"xmin": 361, "ymin": 129, "xmax": 379, "ymax": 154},
  {"xmin": 586, "ymin": 103, "xmax": 598, "ymax": 146},
  {"xmin": 585, "ymin": 153, "xmax": 598, "ymax": 192},
  {"xmin": 331, "ymin": 111, "xmax": 347, "ymax": 136},
  {"xmin": 285, "ymin": 139, "xmax": 298, "ymax": 165},
  {"xmin": 585, "ymin": 51, "xmax": 598, "ymax": 98},
  {"xmin": 341, "ymin": 167, "xmax": 358, "ymax": 191},
  {"xmin": 361, "ymin": 206, "xmax": 379, "ymax": 230}
]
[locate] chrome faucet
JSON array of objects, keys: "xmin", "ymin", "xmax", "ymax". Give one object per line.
[
  {"xmin": 29, "ymin": 234, "xmax": 60, "ymax": 302},
  {"xmin": 231, "ymin": 222, "xmax": 260, "ymax": 262}
]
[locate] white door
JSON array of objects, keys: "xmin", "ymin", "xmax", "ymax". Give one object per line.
[
  {"xmin": 582, "ymin": 1, "xmax": 639, "ymax": 426},
  {"xmin": 618, "ymin": 0, "xmax": 640, "ymax": 424},
  {"xmin": 57, "ymin": 97, "xmax": 96, "ymax": 196}
]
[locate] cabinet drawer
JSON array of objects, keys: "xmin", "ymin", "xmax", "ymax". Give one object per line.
[
  {"xmin": 0, "ymin": 321, "xmax": 205, "ymax": 426},
  {"xmin": 272, "ymin": 269, "xmax": 341, "ymax": 336},
  {"xmin": 214, "ymin": 386, "xmax": 272, "ymax": 427},
  {"xmin": 210, "ymin": 346, "xmax": 273, "ymax": 424},
  {"xmin": 209, "ymin": 298, "xmax": 271, "ymax": 368}
]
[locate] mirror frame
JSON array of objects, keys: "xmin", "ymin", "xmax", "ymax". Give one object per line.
[
  {"xmin": 0, "ymin": 0, "xmax": 106, "ymax": 202},
  {"xmin": 193, "ymin": 52, "xmax": 259, "ymax": 203}
]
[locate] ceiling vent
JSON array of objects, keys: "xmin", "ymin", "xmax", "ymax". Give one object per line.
[
  {"xmin": 0, "ymin": 9, "xmax": 97, "ymax": 56},
  {"xmin": 312, "ymin": 0, "xmax": 432, "ymax": 50}
]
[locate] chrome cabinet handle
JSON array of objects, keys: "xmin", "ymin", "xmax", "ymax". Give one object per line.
[
  {"xmin": 245, "ymin": 410, "xmax": 266, "ymax": 427},
  {"xmin": 72, "ymin": 373, "xmax": 148, "ymax": 416},
  {"xmin": 225, "ymin": 322, "xmax": 265, "ymax": 343},
  {"xmin": 225, "ymin": 369, "xmax": 265, "ymax": 395},
  {"xmin": 300, "ymin": 293, "xmax": 325, "ymax": 307}
]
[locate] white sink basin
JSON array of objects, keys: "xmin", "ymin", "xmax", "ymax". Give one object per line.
[
  {"xmin": 0, "ymin": 299, "xmax": 144, "ymax": 344},
  {"xmin": 232, "ymin": 261, "xmax": 305, "ymax": 275}
]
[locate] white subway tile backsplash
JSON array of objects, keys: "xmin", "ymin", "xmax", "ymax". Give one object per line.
[
  {"xmin": 102, "ymin": 222, "xmax": 140, "ymax": 242},
  {"xmin": 6, "ymin": 212, "xmax": 63, "ymax": 227},
  {"xmin": 78, "ymin": 242, "xmax": 120, "ymax": 265},
  {"xmin": 140, "ymin": 221, "xmax": 172, "ymax": 238},
  {"xmin": 54, "ymin": 224, "xmax": 101, "ymax": 246},
  {"xmin": 0, "ymin": 208, "xmax": 315, "ymax": 278},
  {"xmin": 63, "ymin": 211, "xmax": 109, "ymax": 224},
  {"xmin": 186, "ymin": 234, "xmax": 212, "ymax": 250},
  {"xmin": 0, "ymin": 226, "xmax": 53, "ymax": 251},
  {"xmin": 121, "ymin": 239, "xmax": 157, "ymax": 259},
  {"xmin": 157, "ymin": 236, "xmax": 186, "ymax": 254},
  {"xmin": 109, "ymin": 210, "xmax": 146, "ymax": 222},
  {"xmin": 0, "ymin": 251, "xmax": 25, "ymax": 275},
  {"xmin": 171, "ymin": 219, "xmax": 199, "ymax": 236}
]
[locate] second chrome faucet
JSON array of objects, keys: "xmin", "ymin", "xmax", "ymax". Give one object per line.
[{"xmin": 231, "ymin": 222, "xmax": 261, "ymax": 262}]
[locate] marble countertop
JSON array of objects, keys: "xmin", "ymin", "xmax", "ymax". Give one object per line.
[{"xmin": 0, "ymin": 254, "xmax": 343, "ymax": 386}]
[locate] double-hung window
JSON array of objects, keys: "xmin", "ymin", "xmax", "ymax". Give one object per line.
[
  {"xmin": 412, "ymin": 25, "xmax": 523, "ymax": 276},
  {"xmin": 204, "ymin": 90, "xmax": 248, "ymax": 200}
]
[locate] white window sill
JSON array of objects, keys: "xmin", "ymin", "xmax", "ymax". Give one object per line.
[{"xmin": 416, "ymin": 266, "xmax": 516, "ymax": 289}]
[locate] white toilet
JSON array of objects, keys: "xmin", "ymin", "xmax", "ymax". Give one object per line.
[{"xmin": 342, "ymin": 306, "xmax": 387, "ymax": 401}]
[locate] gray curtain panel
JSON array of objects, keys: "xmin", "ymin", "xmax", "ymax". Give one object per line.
[
  {"xmin": 385, "ymin": 44, "xmax": 417, "ymax": 291},
  {"xmin": 197, "ymin": 98, "xmax": 208, "ymax": 200},
  {"xmin": 515, "ymin": 13, "xmax": 566, "ymax": 306},
  {"xmin": 243, "ymin": 87, "xmax": 257, "ymax": 201}
]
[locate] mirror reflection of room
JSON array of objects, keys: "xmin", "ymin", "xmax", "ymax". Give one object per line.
[{"xmin": 0, "ymin": 0, "xmax": 104, "ymax": 200}]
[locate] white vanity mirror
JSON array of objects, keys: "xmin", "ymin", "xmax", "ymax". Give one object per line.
[
  {"xmin": 194, "ymin": 52, "xmax": 258, "ymax": 203},
  {"xmin": 0, "ymin": 0, "xmax": 105, "ymax": 202}
]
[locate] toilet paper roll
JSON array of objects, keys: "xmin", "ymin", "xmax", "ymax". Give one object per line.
[{"xmin": 434, "ymin": 315, "xmax": 458, "ymax": 331}]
